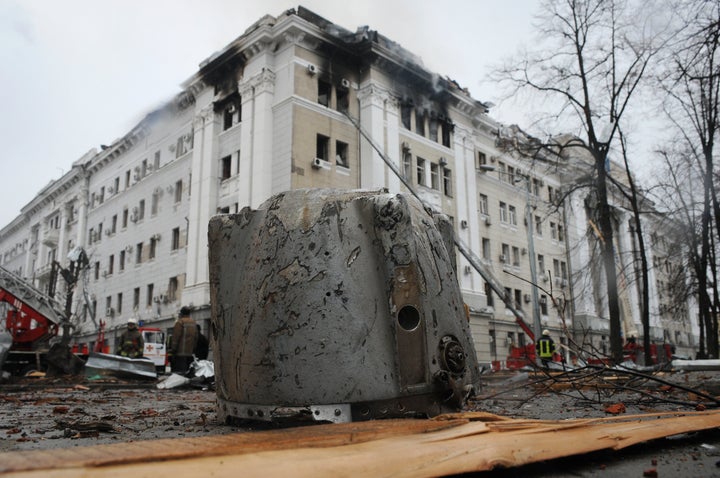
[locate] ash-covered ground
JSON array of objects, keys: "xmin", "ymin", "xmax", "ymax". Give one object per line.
[{"xmin": 2, "ymin": 369, "xmax": 720, "ymax": 477}]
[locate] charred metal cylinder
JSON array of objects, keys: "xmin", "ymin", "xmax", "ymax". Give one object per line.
[{"xmin": 208, "ymin": 188, "xmax": 480, "ymax": 423}]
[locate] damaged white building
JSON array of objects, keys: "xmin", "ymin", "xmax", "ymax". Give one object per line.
[{"xmin": 0, "ymin": 6, "xmax": 698, "ymax": 364}]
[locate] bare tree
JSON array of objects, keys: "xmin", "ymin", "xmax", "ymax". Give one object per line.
[
  {"xmin": 657, "ymin": 0, "xmax": 720, "ymax": 357},
  {"xmin": 492, "ymin": 0, "xmax": 664, "ymax": 363}
]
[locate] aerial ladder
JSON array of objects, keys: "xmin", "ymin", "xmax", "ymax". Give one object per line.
[{"xmin": 0, "ymin": 264, "xmax": 66, "ymax": 350}]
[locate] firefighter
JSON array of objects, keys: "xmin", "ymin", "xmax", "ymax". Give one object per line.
[
  {"xmin": 170, "ymin": 306, "xmax": 198, "ymax": 374},
  {"xmin": 535, "ymin": 329, "xmax": 556, "ymax": 368},
  {"xmin": 117, "ymin": 318, "xmax": 145, "ymax": 358}
]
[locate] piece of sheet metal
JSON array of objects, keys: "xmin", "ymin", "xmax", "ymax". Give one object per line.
[{"xmin": 85, "ymin": 352, "xmax": 157, "ymax": 380}]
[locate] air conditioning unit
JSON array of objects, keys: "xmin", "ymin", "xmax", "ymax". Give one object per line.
[
  {"xmin": 490, "ymin": 155, "xmax": 498, "ymax": 163},
  {"xmin": 554, "ymin": 277, "xmax": 562, "ymax": 286},
  {"xmin": 460, "ymin": 220, "xmax": 468, "ymax": 229},
  {"xmin": 541, "ymin": 273, "xmax": 549, "ymax": 283},
  {"xmin": 401, "ymin": 141, "xmax": 411, "ymax": 151},
  {"xmin": 125, "ymin": 245, "xmax": 133, "ymax": 253},
  {"xmin": 105, "ymin": 229, "xmax": 112, "ymax": 236},
  {"xmin": 227, "ymin": 104, "xmax": 237, "ymax": 113},
  {"xmin": 106, "ymin": 307, "xmax": 114, "ymax": 317},
  {"xmin": 539, "ymin": 296, "xmax": 547, "ymax": 304},
  {"xmin": 485, "ymin": 216, "xmax": 492, "ymax": 226},
  {"xmin": 307, "ymin": 64, "xmax": 317, "ymax": 75},
  {"xmin": 439, "ymin": 157, "xmax": 448, "ymax": 167},
  {"xmin": 562, "ymin": 279, "xmax": 568, "ymax": 288},
  {"xmin": 340, "ymin": 78, "xmax": 350, "ymax": 89},
  {"xmin": 499, "ymin": 254, "xmax": 507, "ymax": 263},
  {"xmin": 464, "ymin": 265, "xmax": 472, "ymax": 275},
  {"xmin": 311, "ymin": 158, "xmax": 323, "ymax": 169},
  {"xmin": 166, "ymin": 184, "xmax": 175, "ymax": 194},
  {"xmin": 107, "ymin": 186, "xmax": 115, "ymax": 194},
  {"xmin": 524, "ymin": 294, "xmax": 531, "ymax": 303},
  {"xmin": 521, "ymin": 247, "xmax": 527, "ymax": 255},
  {"xmin": 130, "ymin": 207, "xmax": 139, "ymax": 223}
]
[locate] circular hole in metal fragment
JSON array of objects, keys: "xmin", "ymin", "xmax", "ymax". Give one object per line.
[{"xmin": 397, "ymin": 305, "xmax": 420, "ymax": 331}]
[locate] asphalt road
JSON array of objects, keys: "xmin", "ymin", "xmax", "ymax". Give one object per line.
[{"xmin": 1, "ymin": 369, "xmax": 720, "ymax": 476}]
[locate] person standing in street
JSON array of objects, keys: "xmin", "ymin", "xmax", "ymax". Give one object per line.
[
  {"xmin": 170, "ymin": 306, "xmax": 198, "ymax": 374},
  {"xmin": 535, "ymin": 329, "xmax": 556, "ymax": 368},
  {"xmin": 117, "ymin": 318, "xmax": 144, "ymax": 358}
]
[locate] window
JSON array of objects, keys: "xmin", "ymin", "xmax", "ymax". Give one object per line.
[
  {"xmin": 105, "ymin": 296, "xmax": 112, "ymax": 314},
  {"xmin": 223, "ymin": 105, "xmax": 235, "ymax": 130},
  {"xmin": 146, "ymin": 284, "xmax": 154, "ymax": 307},
  {"xmin": 561, "ymin": 261, "xmax": 568, "ymax": 280},
  {"xmin": 430, "ymin": 163, "xmax": 440, "ymax": 190},
  {"xmin": 482, "ymin": 238, "xmax": 491, "ymax": 260},
  {"xmin": 499, "ymin": 202, "xmax": 508, "ymax": 223},
  {"xmin": 136, "ymin": 242, "xmax": 143, "ymax": 264},
  {"xmin": 151, "ymin": 191, "xmax": 159, "ymax": 216},
  {"xmin": 479, "ymin": 194, "xmax": 488, "ymax": 215},
  {"xmin": 318, "ymin": 79, "xmax": 331, "ymax": 107},
  {"xmin": 548, "ymin": 186, "xmax": 555, "ymax": 203},
  {"xmin": 508, "ymin": 205, "xmax": 517, "ymax": 226},
  {"xmin": 477, "ymin": 152, "xmax": 487, "ymax": 169},
  {"xmin": 335, "ymin": 140, "xmax": 348, "ymax": 168},
  {"xmin": 402, "ymin": 151, "xmax": 412, "ymax": 179},
  {"xmin": 441, "ymin": 121, "xmax": 451, "ymax": 147},
  {"xmin": 138, "ymin": 200, "xmax": 145, "ymax": 221},
  {"xmin": 429, "ymin": 116, "xmax": 439, "ymax": 142},
  {"xmin": 415, "ymin": 110, "xmax": 425, "ymax": 136},
  {"xmin": 512, "ymin": 246, "xmax": 520, "ymax": 267},
  {"xmin": 485, "ymin": 282, "xmax": 494, "ymax": 307},
  {"xmin": 553, "ymin": 259, "xmax": 560, "ymax": 278},
  {"xmin": 99, "ymin": 187, "xmax": 105, "ymax": 204},
  {"xmin": 117, "ymin": 292, "xmax": 123, "ymax": 315},
  {"xmin": 125, "ymin": 170, "xmax": 131, "ymax": 189},
  {"xmin": 558, "ymin": 224, "xmax": 565, "ymax": 242},
  {"xmin": 218, "ymin": 206, "xmax": 230, "ymax": 214},
  {"xmin": 532, "ymin": 178, "xmax": 541, "ymax": 196},
  {"xmin": 94, "ymin": 261, "xmax": 100, "ymax": 281},
  {"xmin": 133, "ymin": 287, "xmax": 140, "ymax": 309},
  {"xmin": 149, "ymin": 237, "xmax": 157, "ymax": 260},
  {"xmin": 507, "ymin": 166, "xmax": 515, "ymax": 184},
  {"xmin": 111, "ymin": 214, "xmax": 117, "ymax": 234},
  {"xmin": 497, "ymin": 161, "xmax": 506, "ymax": 181},
  {"xmin": 316, "ymin": 134, "xmax": 329, "ymax": 161},
  {"xmin": 221, "ymin": 155, "xmax": 232, "ymax": 179},
  {"xmin": 175, "ymin": 180, "xmax": 183, "ymax": 202},
  {"xmin": 416, "ymin": 157, "xmax": 426, "ymax": 186},
  {"xmin": 550, "ymin": 222, "xmax": 558, "ymax": 240},
  {"xmin": 108, "ymin": 255, "xmax": 114, "ymax": 275},
  {"xmin": 172, "ymin": 227, "xmax": 180, "ymax": 251},
  {"xmin": 443, "ymin": 168, "xmax": 452, "ymax": 196},
  {"xmin": 514, "ymin": 289, "xmax": 522, "ymax": 309},
  {"xmin": 401, "ymin": 104, "xmax": 412, "ymax": 129},
  {"xmin": 501, "ymin": 243, "xmax": 510, "ymax": 263},
  {"xmin": 141, "ymin": 159, "xmax": 148, "ymax": 178},
  {"xmin": 168, "ymin": 276, "xmax": 179, "ymax": 302},
  {"xmin": 176, "ymin": 134, "xmax": 191, "ymax": 158},
  {"xmin": 119, "ymin": 250, "xmax": 126, "ymax": 271},
  {"xmin": 540, "ymin": 294, "xmax": 548, "ymax": 315},
  {"xmin": 154, "ymin": 151, "xmax": 161, "ymax": 170},
  {"xmin": 336, "ymin": 84, "xmax": 349, "ymax": 112},
  {"xmin": 89, "ymin": 227, "xmax": 95, "ymax": 245},
  {"xmin": 535, "ymin": 215, "xmax": 542, "ymax": 236},
  {"xmin": 538, "ymin": 254, "xmax": 545, "ymax": 275},
  {"xmin": 122, "ymin": 208, "xmax": 128, "ymax": 228}
]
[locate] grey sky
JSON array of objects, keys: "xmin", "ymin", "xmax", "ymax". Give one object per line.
[{"xmin": 0, "ymin": 0, "xmax": 539, "ymax": 227}]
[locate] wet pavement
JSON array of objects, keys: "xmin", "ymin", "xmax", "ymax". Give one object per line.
[{"xmin": 2, "ymin": 370, "xmax": 720, "ymax": 476}]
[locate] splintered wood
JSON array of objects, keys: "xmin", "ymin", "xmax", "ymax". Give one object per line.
[{"xmin": 2, "ymin": 410, "xmax": 720, "ymax": 477}]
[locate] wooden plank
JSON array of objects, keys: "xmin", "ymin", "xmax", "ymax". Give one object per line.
[{"xmin": 2, "ymin": 411, "xmax": 720, "ymax": 477}]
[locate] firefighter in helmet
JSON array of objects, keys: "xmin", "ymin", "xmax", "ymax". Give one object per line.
[
  {"xmin": 117, "ymin": 318, "xmax": 145, "ymax": 358},
  {"xmin": 535, "ymin": 329, "xmax": 556, "ymax": 368}
]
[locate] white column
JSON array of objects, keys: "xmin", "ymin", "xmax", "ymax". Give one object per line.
[
  {"xmin": 454, "ymin": 126, "xmax": 481, "ymax": 296},
  {"xmin": 249, "ymin": 69, "xmax": 276, "ymax": 208},
  {"xmin": 183, "ymin": 106, "xmax": 217, "ymax": 306},
  {"xmin": 358, "ymin": 84, "xmax": 390, "ymax": 190},
  {"xmin": 384, "ymin": 96, "xmax": 401, "ymax": 193}
]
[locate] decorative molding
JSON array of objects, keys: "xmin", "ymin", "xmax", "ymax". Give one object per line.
[
  {"xmin": 194, "ymin": 106, "xmax": 214, "ymax": 129},
  {"xmin": 357, "ymin": 83, "xmax": 392, "ymax": 108},
  {"xmin": 252, "ymin": 68, "xmax": 276, "ymax": 95}
]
